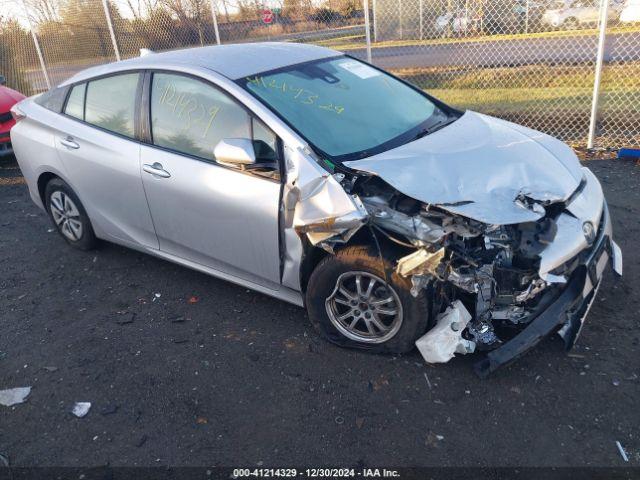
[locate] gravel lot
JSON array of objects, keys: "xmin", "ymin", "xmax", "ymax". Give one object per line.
[{"xmin": 0, "ymin": 155, "xmax": 638, "ymax": 468}]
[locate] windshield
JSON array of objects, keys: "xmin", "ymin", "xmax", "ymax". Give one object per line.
[{"xmin": 238, "ymin": 57, "xmax": 454, "ymax": 161}]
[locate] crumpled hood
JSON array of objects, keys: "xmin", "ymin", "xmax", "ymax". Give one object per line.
[{"xmin": 344, "ymin": 111, "xmax": 584, "ymax": 225}]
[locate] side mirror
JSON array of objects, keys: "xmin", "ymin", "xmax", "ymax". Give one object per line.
[
  {"xmin": 0, "ymin": 75, "xmax": 6, "ymax": 86},
  {"xmin": 214, "ymin": 138, "xmax": 256, "ymax": 167}
]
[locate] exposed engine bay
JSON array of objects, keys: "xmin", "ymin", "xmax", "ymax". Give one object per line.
[{"xmin": 350, "ymin": 175, "xmax": 572, "ymax": 352}]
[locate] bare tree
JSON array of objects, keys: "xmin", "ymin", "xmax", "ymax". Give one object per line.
[
  {"xmin": 23, "ymin": 0, "xmax": 62, "ymax": 24},
  {"xmin": 161, "ymin": 0, "xmax": 209, "ymax": 44},
  {"xmin": 121, "ymin": 0, "xmax": 161, "ymax": 19}
]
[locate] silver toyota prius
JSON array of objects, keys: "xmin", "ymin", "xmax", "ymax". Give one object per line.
[{"xmin": 10, "ymin": 42, "xmax": 622, "ymax": 375}]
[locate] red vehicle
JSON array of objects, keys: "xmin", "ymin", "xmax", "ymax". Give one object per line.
[{"xmin": 0, "ymin": 75, "xmax": 26, "ymax": 157}]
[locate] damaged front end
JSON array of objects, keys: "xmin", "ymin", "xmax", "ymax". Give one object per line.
[
  {"xmin": 283, "ymin": 144, "xmax": 622, "ymax": 377},
  {"xmin": 355, "ymin": 169, "xmax": 622, "ymax": 377},
  {"xmin": 294, "ymin": 150, "xmax": 621, "ymax": 376}
]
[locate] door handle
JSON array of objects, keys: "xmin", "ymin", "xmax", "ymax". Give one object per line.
[
  {"xmin": 143, "ymin": 162, "xmax": 171, "ymax": 178},
  {"xmin": 59, "ymin": 136, "xmax": 79, "ymax": 149}
]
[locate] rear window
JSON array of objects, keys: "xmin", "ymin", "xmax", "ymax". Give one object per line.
[{"xmin": 84, "ymin": 73, "xmax": 139, "ymax": 138}]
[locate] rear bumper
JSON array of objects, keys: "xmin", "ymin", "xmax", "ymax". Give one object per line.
[{"xmin": 474, "ymin": 202, "xmax": 622, "ymax": 378}]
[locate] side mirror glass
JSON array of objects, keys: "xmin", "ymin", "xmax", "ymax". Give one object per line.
[
  {"xmin": 214, "ymin": 138, "xmax": 256, "ymax": 167},
  {"xmin": 0, "ymin": 75, "xmax": 6, "ymax": 86}
]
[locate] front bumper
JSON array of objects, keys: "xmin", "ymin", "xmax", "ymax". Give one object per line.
[{"xmin": 474, "ymin": 202, "xmax": 622, "ymax": 378}]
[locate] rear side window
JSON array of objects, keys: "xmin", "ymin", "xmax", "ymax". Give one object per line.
[
  {"xmin": 150, "ymin": 73, "xmax": 251, "ymax": 160},
  {"xmin": 64, "ymin": 83, "xmax": 86, "ymax": 120},
  {"xmin": 35, "ymin": 86, "xmax": 69, "ymax": 113},
  {"xmin": 85, "ymin": 73, "xmax": 139, "ymax": 138}
]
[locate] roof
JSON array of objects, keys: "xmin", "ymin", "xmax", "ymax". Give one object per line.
[{"xmin": 64, "ymin": 42, "xmax": 342, "ymax": 84}]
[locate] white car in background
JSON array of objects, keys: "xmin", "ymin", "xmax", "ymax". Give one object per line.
[
  {"xmin": 541, "ymin": 0, "xmax": 623, "ymax": 28},
  {"xmin": 434, "ymin": 10, "xmax": 479, "ymax": 34},
  {"xmin": 620, "ymin": 0, "xmax": 640, "ymax": 21}
]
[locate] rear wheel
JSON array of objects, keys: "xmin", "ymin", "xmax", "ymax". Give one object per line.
[
  {"xmin": 45, "ymin": 178, "xmax": 97, "ymax": 250},
  {"xmin": 306, "ymin": 245, "xmax": 430, "ymax": 353}
]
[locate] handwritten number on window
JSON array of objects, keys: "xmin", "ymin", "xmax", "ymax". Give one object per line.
[{"xmin": 247, "ymin": 75, "xmax": 344, "ymax": 115}]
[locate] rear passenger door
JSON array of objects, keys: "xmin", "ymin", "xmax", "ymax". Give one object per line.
[{"xmin": 56, "ymin": 72, "xmax": 158, "ymax": 249}]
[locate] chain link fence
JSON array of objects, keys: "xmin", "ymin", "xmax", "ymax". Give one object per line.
[
  {"xmin": 367, "ymin": 0, "xmax": 640, "ymax": 148},
  {"xmin": 1, "ymin": 0, "xmax": 639, "ymax": 149}
]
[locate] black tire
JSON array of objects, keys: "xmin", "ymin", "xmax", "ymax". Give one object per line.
[
  {"xmin": 306, "ymin": 245, "xmax": 430, "ymax": 354},
  {"xmin": 44, "ymin": 178, "xmax": 97, "ymax": 251}
]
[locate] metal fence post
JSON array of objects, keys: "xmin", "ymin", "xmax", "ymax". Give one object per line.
[
  {"xmin": 21, "ymin": 0, "xmax": 51, "ymax": 90},
  {"xmin": 363, "ymin": 0, "xmax": 372, "ymax": 63},
  {"xmin": 372, "ymin": 0, "xmax": 378, "ymax": 42},
  {"xmin": 101, "ymin": 0, "xmax": 121, "ymax": 61},
  {"xmin": 419, "ymin": 0, "xmax": 423, "ymax": 40},
  {"xmin": 209, "ymin": 0, "xmax": 222, "ymax": 45},
  {"xmin": 397, "ymin": 0, "xmax": 402, "ymax": 39},
  {"xmin": 587, "ymin": 0, "xmax": 609, "ymax": 148}
]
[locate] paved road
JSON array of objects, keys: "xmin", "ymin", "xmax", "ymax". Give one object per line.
[
  {"xmin": 24, "ymin": 30, "xmax": 640, "ymax": 92},
  {"xmin": 349, "ymin": 31, "xmax": 640, "ymax": 69},
  {"xmin": 0, "ymin": 156, "xmax": 638, "ymax": 468}
]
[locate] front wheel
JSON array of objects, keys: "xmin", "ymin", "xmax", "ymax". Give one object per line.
[{"xmin": 306, "ymin": 245, "xmax": 430, "ymax": 354}]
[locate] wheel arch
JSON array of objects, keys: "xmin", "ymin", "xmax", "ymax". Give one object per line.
[
  {"xmin": 36, "ymin": 171, "xmax": 102, "ymax": 240},
  {"xmin": 298, "ymin": 227, "xmax": 405, "ymax": 296},
  {"xmin": 37, "ymin": 171, "xmax": 59, "ymax": 206}
]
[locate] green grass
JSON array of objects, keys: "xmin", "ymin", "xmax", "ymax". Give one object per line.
[
  {"xmin": 430, "ymin": 87, "xmax": 592, "ymax": 111},
  {"xmin": 390, "ymin": 63, "xmax": 640, "ymax": 113}
]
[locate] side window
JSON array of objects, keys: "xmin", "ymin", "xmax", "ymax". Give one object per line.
[
  {"xmin": 85, "ymin": 73, "xmax": 139, "ymax": 138},
  {"xmin": 64, "ymin": 83, "xmax": 86, "ymax": 120},
  {"xmin": 150, "ymin": 73, "xmax": 251, "ymax": 161},
  {"xmin": 36, "ymin": 86, "xmax": 69, "ymax": 113}
]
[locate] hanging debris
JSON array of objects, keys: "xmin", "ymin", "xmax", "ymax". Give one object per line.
[{"xmin": 415, "ymin": 301, "xmax": 476, "ymax": 364}]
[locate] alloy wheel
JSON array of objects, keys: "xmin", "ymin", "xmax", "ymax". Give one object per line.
[
  {"xmin": 325, "ymin": 271, "xmax": 403, "ymax": 344},
  {"xmin": 50, "ymin": 191, "xmax": 83, "ymax": 241}
]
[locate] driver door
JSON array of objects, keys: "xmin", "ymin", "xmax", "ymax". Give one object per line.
[{"xmin": 139, "ymin": 72, "xmax": 282, "ymax": 287}]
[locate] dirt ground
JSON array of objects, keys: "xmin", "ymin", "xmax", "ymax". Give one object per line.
[{"xmin": 0, "ymin": 155, "xmax": 638, "ymax": 469}]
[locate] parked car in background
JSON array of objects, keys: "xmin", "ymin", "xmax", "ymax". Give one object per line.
[
  {"xmin": 513, "ymin": 0, "xmax": 555, "ymax": 31},
  {"xmin": 0, "ymin": 75, "xmax": 26, "ymax": 157},
  {"xmin": 541, "ymin": 0, "xmax": 623, "ymax": 29},
  {"xmin": 435, "ymin": 9, "xmax": 482, "ymax": 35},
  {"xmin": 435, "ymin": 11, "xmax": 455, "ymax": 32},
  {"xmin": 10, "ymin": 43, "xmax": 622, "ymax": 376},
  {"xmin": 620, "ymin": 0, "xmax": 640, "ymax": 21}
]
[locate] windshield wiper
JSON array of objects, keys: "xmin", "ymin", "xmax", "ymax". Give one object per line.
[{"xmin": 411, "ymin": 117, "xmax": 456, "ymax": 142}]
